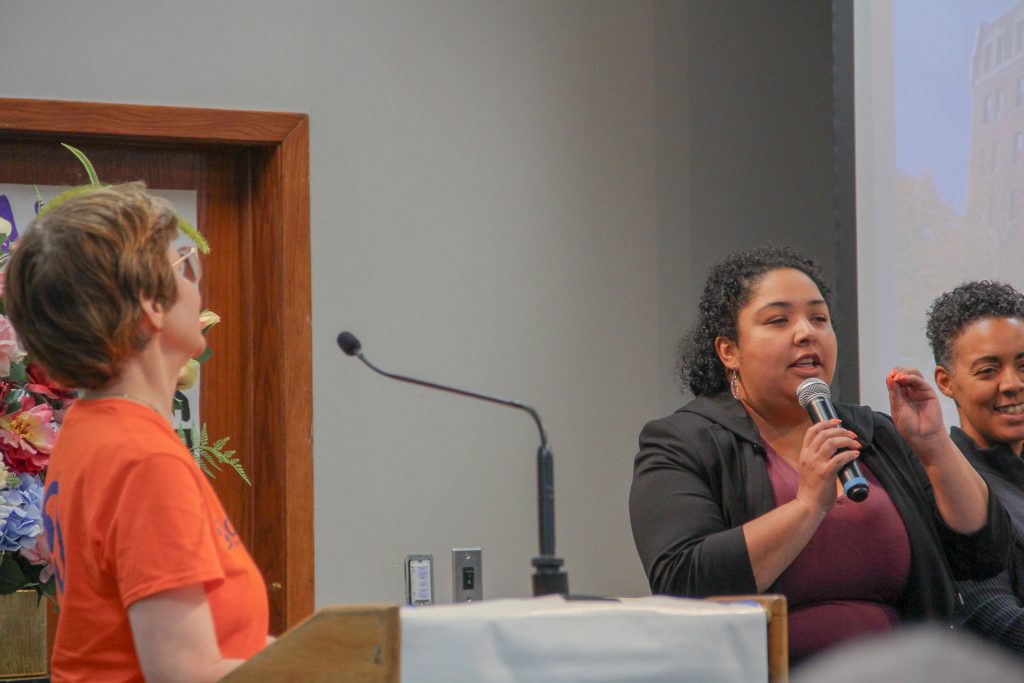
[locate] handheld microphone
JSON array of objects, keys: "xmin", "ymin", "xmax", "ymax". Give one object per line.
[
  {"xmin": 336, "ymin": 330, "xmax": 569, "ymax": 597},
  {"xmin": 796, "ymin": 378, "xmax": 869, "ymax": 503}
]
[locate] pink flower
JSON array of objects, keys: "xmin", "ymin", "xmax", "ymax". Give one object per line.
[
  {"xmin": 0, "ymin": 316, "xmax": 25, "ymax": 377},
  {"xmin": 24, "ymin": 363, "xmax": 76, "ymax": 402},
  {"xmin": 19, "ymin": 533, "xmax": 54, "ymax": 584},
  {"xmin": 0, "ymin": 404, "xmax": 56, "ymax": 474}
]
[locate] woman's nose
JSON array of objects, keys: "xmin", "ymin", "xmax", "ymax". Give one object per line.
[
  {"xmin": 793, "ymin": 317, "xmax": 816, "ymax": 344},
  {"xmin": 1000, "ymin": 367, "xmax": 1024, "ymax": 394}
]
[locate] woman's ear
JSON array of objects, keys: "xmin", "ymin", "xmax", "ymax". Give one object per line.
[
  {"xmin": 139, "ymin": 298, "xmax": 166, "ymax": 335},
  {"xmin": 715, "ymin": 336, "xmax": 739, "ymax": 371},
  {"xmin": 934, "ymin": 365, "xmax": 954, "ymax": 398}
]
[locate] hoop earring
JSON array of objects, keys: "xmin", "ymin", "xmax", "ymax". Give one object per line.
[{"xmin": 728, "ymin": 370, "xmax": 742, "ymax": 401}]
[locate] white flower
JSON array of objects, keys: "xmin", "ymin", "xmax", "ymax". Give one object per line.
[
  {"xmin": 0, "ymin": 459, "xmax": 13, "ymax": 491},
  {"xmin": 0, "ymin": 315, "xmax": 25, "ymax": 377},
  {"xmin": 198, "ymin": 309, "xmax": 221, "ymax": 332},
  {"xmin": 177, "ymin": 359, "xmax": 200, "ymax": 391}
]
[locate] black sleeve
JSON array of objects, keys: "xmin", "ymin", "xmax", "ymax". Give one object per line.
[
  {"xmin": 629, "ymin": 417, "xmax": 757, "ymax": 597},
  {"xmin": 933, "ymin": 478, "xmax": 1011, "ymax": 581},
  {"xmin": 880, "ymin": 414, "xmax": 1011, "ymax": 581},
  {"xmin": 958, "ymin": 571, "xmax": 1024, "ymax": 654}
]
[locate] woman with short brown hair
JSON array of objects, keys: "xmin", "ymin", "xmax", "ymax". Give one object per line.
[{"xmin": 6, "ymin": 183, "xmax": 269, "ymax": 682}]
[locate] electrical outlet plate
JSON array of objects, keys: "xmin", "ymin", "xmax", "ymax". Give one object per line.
[
  {"xmin": 452, "ymin": 547, "xmax": 483, "ymax": 602},
  {"xmin": 405, "ymin": 554, "xmax": 434, "ymax": 605}
]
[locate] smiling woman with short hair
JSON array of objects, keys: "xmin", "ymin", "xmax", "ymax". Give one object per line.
[{"xmin": 928, "ymin": 280, "xmax": 1024, "ymax": 654}]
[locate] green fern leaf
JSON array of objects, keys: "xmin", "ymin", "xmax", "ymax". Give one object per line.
[
  {"xmin": 223, "ymin": 455, "xmax": 251, "ymax": 485},
  {"xmin": 177, "ymin": 421, "xmax": 250, "ymax": 485},
  {"xmin": 202, "ymin": 450, "xmax": 222, "ymax": 473},
  {"xmin": 197, "ymin": 459, "xmax": 215, "ymax": 478}
]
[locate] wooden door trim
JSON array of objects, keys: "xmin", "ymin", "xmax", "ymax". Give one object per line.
[
  {"xmin": 0, "ymin": 97, "xmax": 305, "ymax": 144},
  {"xmin": 0, "ymin": 98, "xmax": 313, "ymax": 629}
]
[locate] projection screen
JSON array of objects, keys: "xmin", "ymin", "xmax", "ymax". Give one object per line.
[{"xmin": 855, "ymin": 0, "xmax": 1024, "ymax": 425}]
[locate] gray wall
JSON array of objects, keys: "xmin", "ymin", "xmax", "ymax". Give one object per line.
[
  {"xmin": 0, "ymin": 0, "xmax": 834, "ymax": 605},
  {"xmin": 654, "ymin": 0, "xmax": 837, "ymax": 409}
]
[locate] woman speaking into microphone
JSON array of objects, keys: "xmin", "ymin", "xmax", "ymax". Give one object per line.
[{"xmin": 628, "ymin": 245, "xmax": 1008, "ymax": 663}]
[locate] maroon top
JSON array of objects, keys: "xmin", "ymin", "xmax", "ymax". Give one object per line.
[{"xmin": 763, "ymin": 441, "xmax": 911, "ymax": 662}]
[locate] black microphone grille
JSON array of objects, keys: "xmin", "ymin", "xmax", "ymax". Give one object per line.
[
  {"xmin": 337, "ymin": 331, "xmax": 362, "ymax": 356},
  {"xmin": 796, "ymin": 378, "xmax": 831, "ymax": 408}
]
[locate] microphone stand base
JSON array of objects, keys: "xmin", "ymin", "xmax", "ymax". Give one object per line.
[{"xmin": 532, "ymin": 556, "xmax": 569, "ymax": 597}]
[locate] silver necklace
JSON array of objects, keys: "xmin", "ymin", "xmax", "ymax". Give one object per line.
[{"xmin": 82, "ymin": 392, "xmax": 168, "ymax": 418}]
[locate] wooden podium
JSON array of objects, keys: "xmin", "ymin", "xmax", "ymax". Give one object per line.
[
  {"xmin": 710, "ymin": 594, "xmax": 788, "ymax": 682},
  {"xmin": 221, "ymin": 595, "xmax": 787, "ymax": 683},
  {"xmin": 220, "ymin": 604, "xmax": 400, "ymax": 683}
]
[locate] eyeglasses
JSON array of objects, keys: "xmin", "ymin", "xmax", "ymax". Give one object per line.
[{"xmin": 171, "ymin": 245, "xmax": 202, "ymax": 285}]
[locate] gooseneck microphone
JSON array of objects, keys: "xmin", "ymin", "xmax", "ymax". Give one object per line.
[
  {"xmin": 796, "ymin": 378, "xmax": 869, "ymax": 503},
  {"xmin": 336, "ymin": 331, "xmax": 569, "ymax": 597}
]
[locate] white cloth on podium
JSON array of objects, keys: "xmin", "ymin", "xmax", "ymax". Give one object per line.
[{"xmin": 400, "ymin": 595, "xmax": 768, "ymax": 682}]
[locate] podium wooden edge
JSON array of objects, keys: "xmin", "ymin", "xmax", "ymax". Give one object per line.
[
  {"xmin": 708, "ymin": 594, "xmax": 788, "ymax": 683},
  {"xmin": 220, "ymin": 603, "xmax": 400, "ymax": 683}
]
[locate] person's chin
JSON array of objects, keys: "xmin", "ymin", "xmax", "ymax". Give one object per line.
[
  {"xmin": 995, "ymin": 424, "xmax": 1024, "ymax": 444},
  {"xmin": 982, "ymin": 414, "xmax": 1024, "ymax": 445}
]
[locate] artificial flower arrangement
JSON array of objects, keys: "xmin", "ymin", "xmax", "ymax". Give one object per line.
[{"xmin": 0, "ymin": 145, "xmax": 247, "ymax": 599}]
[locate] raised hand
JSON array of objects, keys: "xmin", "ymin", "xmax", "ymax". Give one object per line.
[{"xmin": 886, "ymin": 367, "xmax": 946, "ymax": 454}]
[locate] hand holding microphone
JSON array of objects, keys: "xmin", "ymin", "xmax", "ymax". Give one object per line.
[{"xmin": 797, "ymin": 378, "xmax": 869, "ymax": 502}]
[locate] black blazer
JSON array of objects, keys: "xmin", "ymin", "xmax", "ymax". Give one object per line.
[{"xmin": 629, "ymin": 391, "xmax": 1010, "ymax": 623}]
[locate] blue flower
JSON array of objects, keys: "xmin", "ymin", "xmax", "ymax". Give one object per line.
[{"xmin": 0, "ymin": 473, "xmax": 42, "ymax": 552}]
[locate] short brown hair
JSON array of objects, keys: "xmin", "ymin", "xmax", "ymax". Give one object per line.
[{"xmin": 4, "ymin": 183, "xmax": 181, "ymax": 390}]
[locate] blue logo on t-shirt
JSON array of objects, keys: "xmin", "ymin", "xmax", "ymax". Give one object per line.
[
  {"xmin": 216, "ymin": 517, "xmax": 240, "ymax": 551},
  {"xmin": 42, "ymin": 481, "xmax": 65, "ymax": 595}
]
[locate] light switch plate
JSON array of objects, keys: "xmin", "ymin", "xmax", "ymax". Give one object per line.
[
  {"xmin": 452, "ymin": 547, "xmax": 483, "ymax": 602},
  {"xmin": 405, "ymin": 554, "xmax": 434, "ymax": 605}
]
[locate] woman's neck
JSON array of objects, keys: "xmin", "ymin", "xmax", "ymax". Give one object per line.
[
  {"xmin": 87, "ymin": 350, "xmax": 183, "ymax": 421},
  {"xmin": 741, "ymin": 397, "xmax": 812, "ymax": 459},
  {"xmin": 959, "ymin": 421, "xmax": 1024, "ymax": 458}
]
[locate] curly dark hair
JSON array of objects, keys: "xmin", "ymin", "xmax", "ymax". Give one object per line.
[
  {"xmin": 926, "ymin": 281, "xmax": 1024, "ymax": 368},
  {"xmin": 677, "ymin": 244, "xmax": 834, "ymax": 397}
]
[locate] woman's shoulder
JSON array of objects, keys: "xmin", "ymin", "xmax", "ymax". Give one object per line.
[
  {"xmin": 639, "ymin": 392, "xmax": 760, "ymax": 461},
  {"xmin": 59, "ymin": 399, "xmax": 190, "ymax": 465},
  {"xmin": 645, "ymin": 392, "xmax": 739, "ymax": 433}
]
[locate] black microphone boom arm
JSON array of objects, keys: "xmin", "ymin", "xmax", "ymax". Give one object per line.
[
  {"xmin": 337, "ymin": 331, "xmax": 568, "ymax": 596},
  {"xmin": 356, "ymin": 351, "xmax": 549, "ymax": 448}
]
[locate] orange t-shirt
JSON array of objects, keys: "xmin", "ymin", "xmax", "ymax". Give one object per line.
[{"xmin": 44, "ymin": 398, "xmax": 268, "ymax": 682}]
